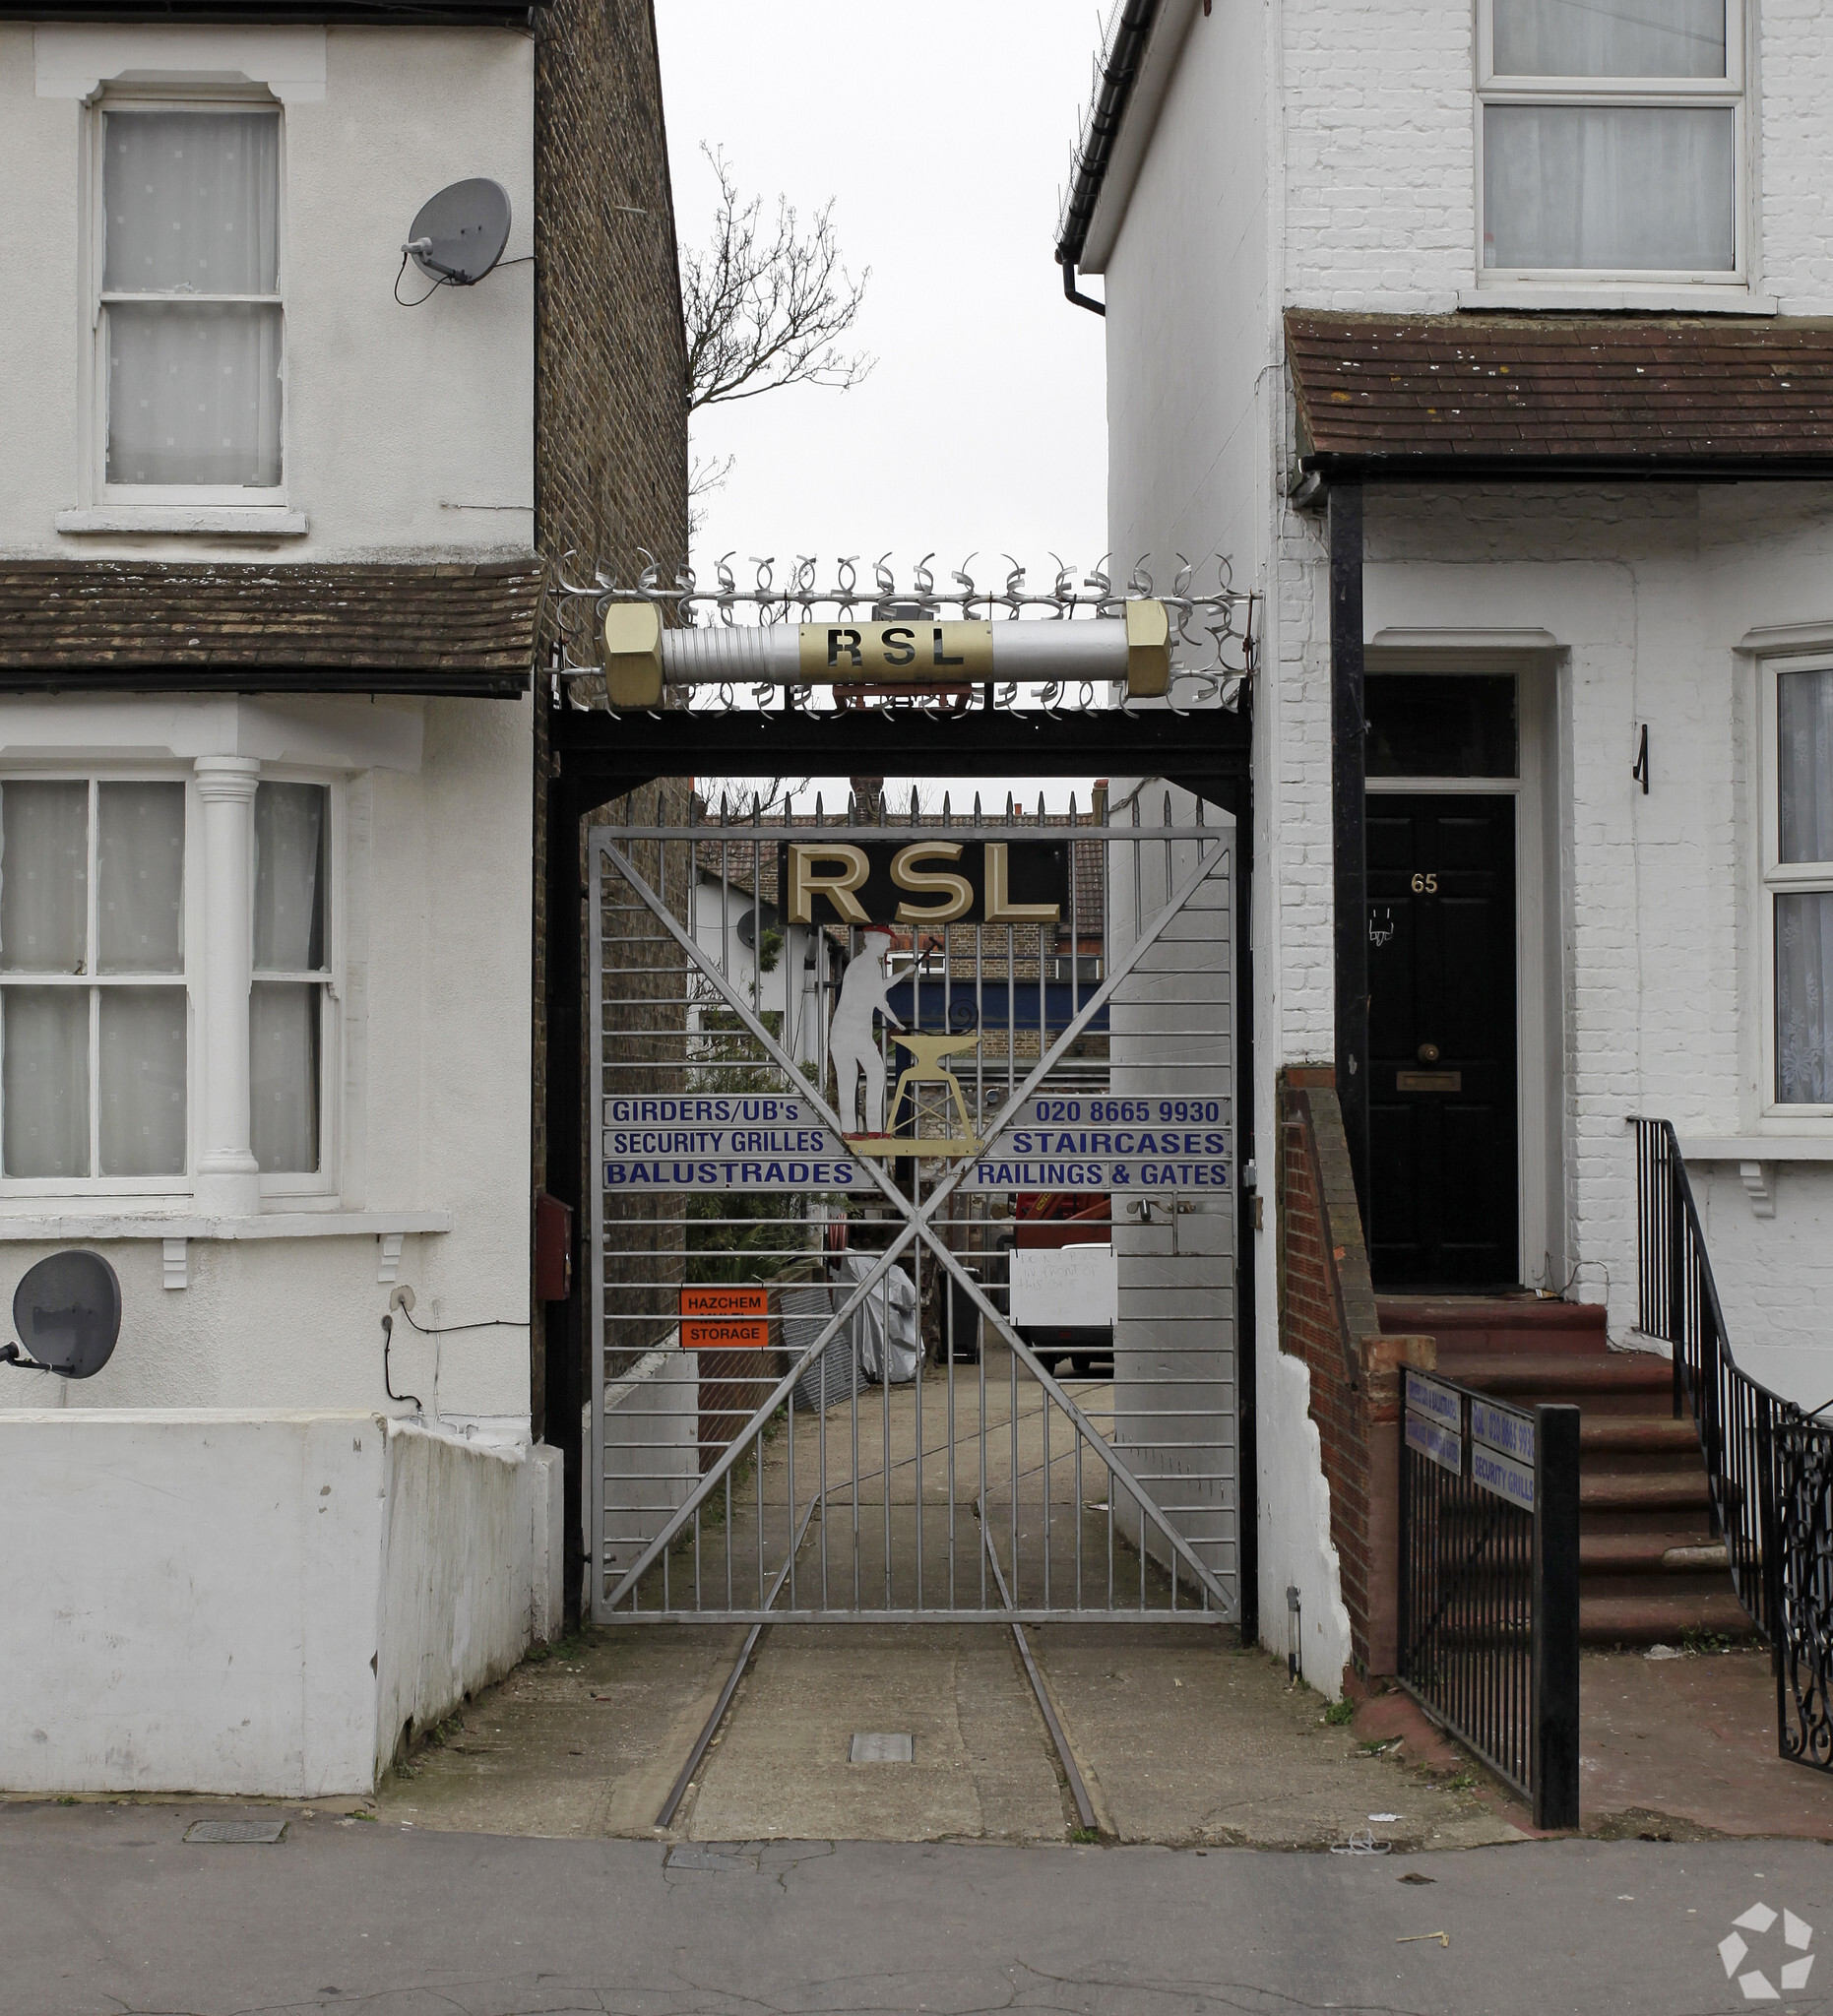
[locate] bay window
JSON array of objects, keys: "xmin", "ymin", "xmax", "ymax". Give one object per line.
[
  {"xmin": 251, "ymin": 782, "xmax": 330, "ymax": 1176},
  {"xmin": 0, "ymin": 780, "xmax": 187, "ymax": 1179},
  {"xmin": 0, "ymin": 770, "xmax": 336, "ymax": 1195},
  {"xmin": 99, "ymin": 101, "xmax": 284, "ymax": 497},
  {"xmin": 1769, "ymin": 665, "xmax": 1833, "ymax": 1110},
  {"xmin": 1478, "ymin": 0, "xmax": 1744, "ymax": 282}
]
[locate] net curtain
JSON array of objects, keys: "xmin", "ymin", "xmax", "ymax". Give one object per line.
[
  {"xmin": 103, "ymin": 108, "xmax": 283, "ymax": 488},
  {"xmin": 1778, "ymin": 670, "xmax": 1833, "ymax": 1106}
]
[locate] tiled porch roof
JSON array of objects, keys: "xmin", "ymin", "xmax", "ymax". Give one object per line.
[
  {"xmin": 1286, "ymin": 312, "xmax": 1833, "ymax": 478},
  {"xmin": 0, "ymin": 558, "xmax": 542, "ymax": 696}
]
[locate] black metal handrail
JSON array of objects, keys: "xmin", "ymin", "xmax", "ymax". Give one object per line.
[{"xmin": 1633, "ymin": 1118, "xmax": 1832, "ymax": 1770}]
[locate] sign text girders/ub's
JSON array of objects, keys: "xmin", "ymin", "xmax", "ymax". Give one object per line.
[{"xmin": 600, "ymin": 1092, "xmax": 1229, "ymax": 1195}]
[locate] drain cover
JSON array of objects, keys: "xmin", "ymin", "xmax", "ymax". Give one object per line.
[
  {"xmin": 184, "ymin": 1819, "xmax": 287, "ymax": 1845},
  {"xmin": 850, "ymin": 1732, "xmax": 914, "ymax": 1764}
]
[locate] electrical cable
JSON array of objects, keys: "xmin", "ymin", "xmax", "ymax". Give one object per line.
[
  {"xmin": 395, "ymin": 1305, "xmax": 530, "ymax": 1338},
  {"xmin": 394, "ymin": 249, "xmax": 534, "ymax": 307},
  {"xmin": 394, "ymin": 249, "xmax": 448, "ymax": 307},
  {"xmin": 379, "ymin": 1314, "xmax": 421, "ymax": 1412}
]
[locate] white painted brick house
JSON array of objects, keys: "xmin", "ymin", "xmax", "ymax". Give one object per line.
[
  {"xmin": 1060, "ymin": 0, "xmax": 1833, "ymax": 1684},
  {"xmin": 0, "ymin": 1, "xmax": 690, "ymax": 1796}
]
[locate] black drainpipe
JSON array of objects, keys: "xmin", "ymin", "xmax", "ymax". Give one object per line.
[
  {"xmin": 1054, "ymin": 0, "xmax": 1161, "ymax": 317},
  {"xmin": 1327, "ymin": 480, "xmax": 1370, "ymax": 1222}
]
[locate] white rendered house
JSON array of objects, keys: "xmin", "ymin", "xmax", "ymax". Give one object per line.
[
  {"xmin": 1060, "ymin": 0, "xmax": 1833, "ymax": 1687},
  {"xmin": 0, "ymin": 2, "xmax": 688, "ymax": 1795}
]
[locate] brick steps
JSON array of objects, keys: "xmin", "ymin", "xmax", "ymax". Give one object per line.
[
  {"xmin": 1581, "ymin": 1470, "xmax": 1714, "ymax": 1514},
  {"xmin": 1390, "ymin": 1297, "xmax": 1755, "ymax": 1648},
  {"xmin": 1580, "ymin": 1591, "xmax": 1753, "ymax": 1645},
  {"xmin": 1381, "ymin": 1294, "xmax": 1608, "ymax": 1355},
  {"xmin": 1580, "ymin": 1418, "xmax": 1700, "ymax": 1456},
  {"xmin": 1580, "ymin": 1533, "xmax": 1727, "ymax": 1574}
]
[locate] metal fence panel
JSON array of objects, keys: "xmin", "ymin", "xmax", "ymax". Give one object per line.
[{"xmin": 588, "ymin": 788, "xmax": 1238, "ymax": 1625}]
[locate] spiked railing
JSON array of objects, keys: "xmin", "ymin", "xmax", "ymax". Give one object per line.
[{"xmin": 1634, "ymin": 1118, "xmax": 1833, "ymax": 1771}]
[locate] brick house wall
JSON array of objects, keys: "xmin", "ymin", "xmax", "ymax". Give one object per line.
[
  {"xmin": 529, "ymin": 0, "xmax": 691, "ymax": 1434},
  {"xmin": 1278, "ymin": 1065, "xmax": 1430, "ymax": 1680}
]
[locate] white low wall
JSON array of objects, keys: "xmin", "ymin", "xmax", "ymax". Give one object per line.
[{"xmin": 0, "ymin": 1411, "xmax": 562, "ymax": 1796}]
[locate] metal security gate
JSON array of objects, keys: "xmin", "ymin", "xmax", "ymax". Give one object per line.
[{"xmin": 588, "ymin": 785, "xmax": 1237, "ymax": 1624}]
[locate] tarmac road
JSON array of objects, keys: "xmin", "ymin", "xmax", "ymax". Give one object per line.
[{"xmin": 3, "ymin": 1800, "xmax": 1830, "ymax": 2016}]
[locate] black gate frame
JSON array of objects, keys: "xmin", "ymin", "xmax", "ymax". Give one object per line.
[{"xmin": 540, "ymin": 696, "xmax": 1255, "ymax": 1638}]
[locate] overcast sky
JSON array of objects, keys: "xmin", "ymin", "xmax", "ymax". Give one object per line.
[{"xmin": 653, "ymin": 0, "xmax": 1108, "ymax": 610}]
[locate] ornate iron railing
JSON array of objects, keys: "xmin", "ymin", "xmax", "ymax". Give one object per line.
[
  {"xmin": 1398, "ymin": 1369, "xmax": 1581, "ymax": 1827},
  {"xmin": 1633, "ymin": 1118, "xmax": 1832, "ymax": 1770}
]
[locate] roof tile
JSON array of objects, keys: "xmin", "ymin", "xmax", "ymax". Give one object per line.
[{"xmin": 1287, "ymin": 312, "xmax": 1833, "ymax": 468}]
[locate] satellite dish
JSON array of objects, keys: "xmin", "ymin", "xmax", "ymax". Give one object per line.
[
  {"xmin": 404, "ymin": 178, "xmax": 512, "ymax": 286},
  {"xmin": 1, "ymin": 1251, "xmax": 122, "ymax": 1380}
]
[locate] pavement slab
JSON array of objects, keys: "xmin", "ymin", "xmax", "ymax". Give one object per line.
[{"xmin": 1581, "ymin": 1645, "xmax": 1833, "ymax": 1841}]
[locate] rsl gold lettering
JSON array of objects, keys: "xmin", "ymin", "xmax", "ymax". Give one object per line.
[
  {"xmin": 788, "ymin": 843, "xmax": 870, "ymax": 923},
  {"xmin": 891, "ymin": 842, "xmax": 973, "ymax": 924},
  {"xmin": 984, "ymin": 842, "xmax": 1060, "ymax": 925},
  {"xmin": 880, "ymin": 625, "xmax": 916, "ymax": 667},
  {"xmin": 826, "ymin": 627, "xmax": 863, "ymax": 668},
  {"xmin": 932, "ymin": 625, "xmax": 965, "ymax": 667}
]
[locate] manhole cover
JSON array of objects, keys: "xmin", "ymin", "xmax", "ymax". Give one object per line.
[
  {"xmin": 850, "ymin": 1732, "xmax": 914, "ymax": 1764},
  {"xmin": 184, "ymin": 1820, "xmax": 287, "ymax": 1845}
]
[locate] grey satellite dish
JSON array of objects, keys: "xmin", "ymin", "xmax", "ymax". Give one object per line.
[
  {"xmin": 404, "ymin": 178, "xmax": 512, "ymax": 286},
  {"xmin": 1, "ymin": 1251, "xmax": 122, "ymax": 1380}
]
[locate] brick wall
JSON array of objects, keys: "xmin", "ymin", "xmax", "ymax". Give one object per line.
[
  {"xmin": 1279, "ymin": 1066, "xmax": 1429, "ymax": 1677},
  {"xmin": 529, "ymin": 0, "xmax": 691, "ymax": 1433}
]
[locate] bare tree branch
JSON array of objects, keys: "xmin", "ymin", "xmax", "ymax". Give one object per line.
[
  {"xmin": 687, "ymin": 450, "xmax": 734, "ymax": 537},
  {"xmin": 682, "ymin": 146, "xmax": 874, "ymax": 413}
]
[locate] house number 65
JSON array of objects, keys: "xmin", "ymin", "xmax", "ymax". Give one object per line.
[{"xmin": 1411, "ymin": 872, "xmax": 1439, "ymax": 894}]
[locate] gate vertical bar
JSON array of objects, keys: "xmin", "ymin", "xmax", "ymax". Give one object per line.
[{"xmin": 589, "ymin": 827, "xmax": 607, "ymax": 1622}]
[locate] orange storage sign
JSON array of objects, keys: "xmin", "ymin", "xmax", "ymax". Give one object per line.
[{"xmin": 679, "ymin": 1285, "xmax": 769, "ymax": 1350}]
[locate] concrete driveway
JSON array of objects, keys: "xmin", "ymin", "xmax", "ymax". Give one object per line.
[{"xmin": 375, "ymin": 1620, "xmax": 1517, "ymax": 1852}]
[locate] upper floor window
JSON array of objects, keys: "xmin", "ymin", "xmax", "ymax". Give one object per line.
[
  {"xmin": 1478, "ymin": 1, "xmax": 1743, "ymax": 281},
  {"xmin": 1769, "ymin": 665, "xmax": 1833, "ymax": 1110},
  {"xmin": 98, "ymin": 102, "xmax": 284, "ymax": 497}
]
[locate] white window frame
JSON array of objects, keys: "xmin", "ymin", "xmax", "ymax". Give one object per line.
[
  {"xmin": 0, "ymin": 768, "xmax": 197, "ymax": 1196},
  {"xmin": 254, "ymin": 770, "xmax": 341, "ymax": 1199},
  {"xmin": 0, "ymin": 764, "xmax": 344, "ymax": 1202},
  {"xmin": 1360, "ymin": 657, "xmax": 1564, "ymax": 1294},
  {"xmin": 83, "ymin": 86, "xmax": 289, "ymax": 511},
  {"xmin": 1759, "ymin": 655, "xmax": 1833, "ymax": 1122},
  {"xmin": 1473, "ymin": 0, "xmax": 1750, "ymax": 294}
]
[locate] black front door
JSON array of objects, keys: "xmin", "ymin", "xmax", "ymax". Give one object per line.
[{"xmin": 1365, "ymin": 793, "xmax": 1518, "ymax": 1290}]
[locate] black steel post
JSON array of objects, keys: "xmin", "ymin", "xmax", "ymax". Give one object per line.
[
  {"xmin": 1235, "ymin": 781, "xmax": 1258, "ymax": 1647},
  {"xmin": 1532, "ymin": 1403, "xmax": 1582, "ymax": 1830},
  {"xmin": 1669, "ymin": 1137, "xmax": 1688, "ymax": 1420},
  {"xmin": 1756, "ymin": 1395, "xmax": 1785, "ymax": 1687},
  {"xmin": 1328, "ymin": 481, "xmax": 1369, "ymax": 1220},
  {"xmin": 544, "ymin": 771, "xmax": 587, "ymax": 1629}
]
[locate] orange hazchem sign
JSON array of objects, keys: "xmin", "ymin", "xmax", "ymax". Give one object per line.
[{"xmin": 679, "ymin": 1285, "xmax": 769, "ymax": 1350}]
